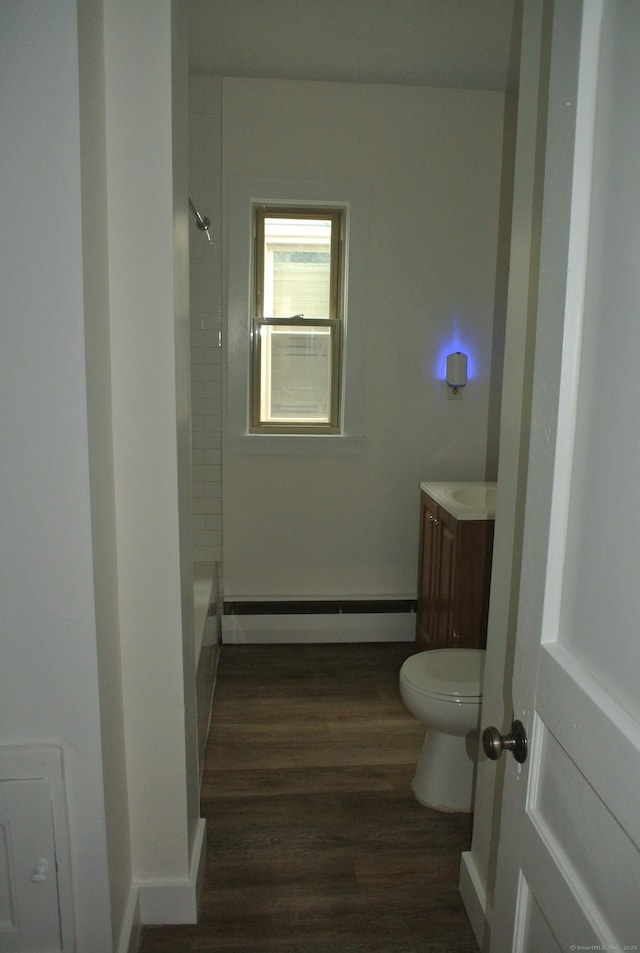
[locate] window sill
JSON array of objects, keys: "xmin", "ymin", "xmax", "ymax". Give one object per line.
[{"xmin": 224, "ymin": 432, "xmax": 367, "ymax": 455}]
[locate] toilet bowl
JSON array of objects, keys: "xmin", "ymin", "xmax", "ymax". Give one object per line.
[{"xmin": 399, "ymin": 649, "xmax": 485, "ymax": 812}]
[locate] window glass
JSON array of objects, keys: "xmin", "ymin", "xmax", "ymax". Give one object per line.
[{"xmin": 263, "ymin": 217, "xmax": 332, "ymax": 318}]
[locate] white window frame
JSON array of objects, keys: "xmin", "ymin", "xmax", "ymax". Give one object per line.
[
  {"xmin": 251, "ymin": 205, "xmax": 345, "ymax": 434},
  {"xmin": 225, "ymin": 177, "xmax": 369, "ymax": 453}
]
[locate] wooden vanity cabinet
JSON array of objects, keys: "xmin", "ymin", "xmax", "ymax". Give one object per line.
[{"xmin": 416, "ymin": 489, "xmax": 495, "ymax": 651}]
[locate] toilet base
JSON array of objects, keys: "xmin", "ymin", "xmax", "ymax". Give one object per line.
[{"xmin": 411, "ymin": 727, "xmax": 479, "ymax": 812}]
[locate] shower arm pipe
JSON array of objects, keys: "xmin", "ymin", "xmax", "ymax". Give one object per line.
[{"xmin": 189, "ymin": 193, "xmax": 212, "ymax": 241}]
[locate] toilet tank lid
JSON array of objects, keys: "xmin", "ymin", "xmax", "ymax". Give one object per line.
[{"xmin": 402, "ymin": 649, "xmax": 485, "ymax": 698}]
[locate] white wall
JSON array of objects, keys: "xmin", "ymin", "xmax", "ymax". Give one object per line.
[
  {"xmin": 221, "ymin": 79, "xmax": 506, "ymax": 600},
  {"xmin": 171, "ymin": 0, "xmax": 202, "ymax": 870},
  {"xmin": 0, "ymin": 1, "xmax": 201, "ymax": 948},
  {"xmin": 0, "ymin": 2, "xmax": 113, "ymax": 947},
  {"xmin": 77, "ymin": 0, "xmax": 133, "ymax": 941},
  {"xmin": 103, "ymin": 0, "xmax": 200, "ymax": 890},
  {"xmin": 189, "ymin": 77, "xmax": 224, "ymax": 564}
]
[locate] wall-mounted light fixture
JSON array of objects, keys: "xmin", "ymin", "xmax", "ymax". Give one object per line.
[{"xmin": 446, "ymin": 351, "xmax": 468, "ymax": 397}]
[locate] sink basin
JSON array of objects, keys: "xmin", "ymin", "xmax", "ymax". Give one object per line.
[
  {"xmin": 419, "ymin": 481, "xmax": 497, "ymax": 520},
  {"xmin": 450, "ymin": 485, "xmax": 496, "ymax": 510}
]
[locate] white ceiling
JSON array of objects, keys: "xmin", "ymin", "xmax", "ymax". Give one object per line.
[{"xmin": 188, "ymin": 0, "xmax": 518, "ymax": 92}]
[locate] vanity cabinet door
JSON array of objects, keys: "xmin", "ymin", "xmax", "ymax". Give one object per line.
[
  {"xmin": 433, "ymin": 507, "xmax": 457, "ymax": 647},
  {"xmin": 451, "ymin": 515, "xmax": 495, "ymax": 649},
  {"xmin": 416, "ymin": 493, "xmax": 440, "ymax": 649},
  {"xmin": 415, "ymin": 491, "xmax": 494, "ymax": 651}
]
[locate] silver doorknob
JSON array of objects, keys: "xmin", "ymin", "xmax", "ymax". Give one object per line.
[{"xmin": 482, "ymin": 719, "xmax": 528, "ymax": 763}]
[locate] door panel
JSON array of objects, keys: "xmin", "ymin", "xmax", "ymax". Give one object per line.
[
  {"xmin": 0, "ymin": 780, "xmax": 62, "ymax": 953},
  {"xmin": 518, "ymin": 884, "xmax": 563, "ymax": 953},
  {"xmin": 491, "ymin": 1, "xmax": 640, "ymax": 948}
]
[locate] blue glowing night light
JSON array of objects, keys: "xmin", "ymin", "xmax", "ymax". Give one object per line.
[{"xmin": 436, "ymin": 334, "xmax": 476, "ymax": 382}]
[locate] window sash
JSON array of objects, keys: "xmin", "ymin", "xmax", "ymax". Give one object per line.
[
  {"xmin": 254, "ymin": 206, "xmax": 343, "ymax": 321},
  {"xmin": 251, "ymin": 318, "xmax": 341, "ymax": 433}
]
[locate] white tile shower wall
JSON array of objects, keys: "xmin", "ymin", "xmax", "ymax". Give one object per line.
[{"xmin": 189, "ymin": 76, "xmax": 223, "ymax": 562}]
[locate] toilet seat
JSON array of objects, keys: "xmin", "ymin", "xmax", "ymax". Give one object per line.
[{"xmin": 400, "ymin": 649, "xmax": 484, "ymax": 700}]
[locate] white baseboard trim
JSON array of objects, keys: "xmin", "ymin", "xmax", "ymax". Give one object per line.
[
  {"xmin": 116, "ymin": 888, "xmax": 141, "ymax": 953},
  {"xmin": 222, "ymin": 611, "xmax": 415, "ymax": 644},
  {"xmin": 459, "ymin": 850, "xmax": 491, "ymax": 952},
  {"xmin": 137, "ymin": 817, "xmax": 207, "ymax": 925}
]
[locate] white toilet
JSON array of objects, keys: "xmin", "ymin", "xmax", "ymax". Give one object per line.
[{"xmin": 399, "ymin": 648, "xmax": 485, "ymax": 812}]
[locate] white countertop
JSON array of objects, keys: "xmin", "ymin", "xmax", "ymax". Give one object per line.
[{"xmin": 420, "ymin": 481, "xmax": 497, "ymax": 521}]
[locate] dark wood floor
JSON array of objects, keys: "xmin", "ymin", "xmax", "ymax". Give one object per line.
[{"xmin": 139, "ymin": 642, "xmax": 479, "ymax": 953}]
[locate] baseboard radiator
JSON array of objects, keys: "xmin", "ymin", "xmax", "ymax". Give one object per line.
[{"xmin": 221, "ymin": 598, "xmax": 417, "ymax": 644}]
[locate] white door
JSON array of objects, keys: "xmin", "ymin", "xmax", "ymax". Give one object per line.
[{"xmin": 490, "ymin": 1, "xmax": 640, "ymax": 949}]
